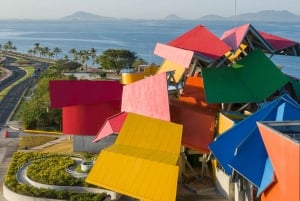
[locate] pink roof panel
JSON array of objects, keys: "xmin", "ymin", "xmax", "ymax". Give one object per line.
[
  {"xmin": 168, "ymin": 25, "xmax": 232, "ymax": 60},
  {"xmin": 154, "ymin": 43, "xmax": 194, "ymax": 67},
  {"xmin": 121, "ymin": 72, "xmax": 170, "ymax": 121},
  {"xmin": 220, "ymin": 24, "xmax": 250, "ymax": 50},
  {"xmin": 93, "ymin": 112, "xmax": 128, "ymax": 142},
  {"xmin": 259, "ymin": 31, "xmax": 299, "ymax": 51},
  {"xmin": 49, "ymin": 80, "xmax": 123, "ymax": 108}
]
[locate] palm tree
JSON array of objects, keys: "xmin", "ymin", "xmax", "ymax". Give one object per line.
[
  {"xmin": 3, "ymin": 41, "xmax": 15, "ymax": 52},
  {"xmin": 33, "ymin": 43, "xmax": 41, "ymax": 57},
  {"xmin": 48, "ymin": 51, "xmax": 55, "ymax": 59},
  {"xmin": 90, "ymin": 48, "xmax": 97, "ymax": 67},
  {"xmin": 41, "ymin": 47, "xmax": 50, "ymax": 58},
  {"xmin": 53, "ymin": 47, "xmax": 62, "ymax": 59},
  {"xmin": 69, "ymin": 48, "xmax": 77, "ymax": 61},
  {"xmin": 63, "ymin": 55, "xmax": 69, "ymax": 61},
  {"xmin": 27, "ymin": 49, "xmax": 34, "ymax": 56},
  {"xmin": 78, "ymin": 50, "xmax": 90, "ymax": 71}
]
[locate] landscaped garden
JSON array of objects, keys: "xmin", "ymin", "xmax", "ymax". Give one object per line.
[{"xmin": 5, "ymin": 152, "xmax": 105, "ymax": 201}]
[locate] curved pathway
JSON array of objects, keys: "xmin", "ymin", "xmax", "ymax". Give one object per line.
[{"xmin": 15, "ymin": 157, "xmax": 116, "ymax": 197}]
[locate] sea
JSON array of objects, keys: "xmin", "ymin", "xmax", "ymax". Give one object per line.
[{"xmin": 0, "ymin": 20, "xmax": 299, "ymax": 78}]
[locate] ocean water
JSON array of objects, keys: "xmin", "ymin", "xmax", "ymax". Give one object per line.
[{"xmin": 0, "ymin": 20, "xmax": 299, "ymax": 78}]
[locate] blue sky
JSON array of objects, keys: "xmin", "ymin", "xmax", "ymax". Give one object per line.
[{"xmin": 1, "ymin": 0, "xmax": 299, "ymax": 20}]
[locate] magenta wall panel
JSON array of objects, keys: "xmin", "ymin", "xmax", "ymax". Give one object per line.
[
  {"xmin": 63, "ymin": 102, "xmax": 121, "ymax": 136},
  {"xmin": 50, "ymin": 80, "xmax": 122, "ymax": 108}
]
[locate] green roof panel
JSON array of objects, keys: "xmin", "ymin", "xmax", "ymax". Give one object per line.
[{"xmin": 202, "ymin": 50, "xmax": 289, "ymax": 103}]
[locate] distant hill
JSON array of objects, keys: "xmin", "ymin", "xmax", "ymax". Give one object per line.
[
  {"xmin": 61, "ymin": 11, "xmax": 116, "ymax": 21},
  {"xmin": 60, "ymin": 10, "xmax": 300, "ymax": 22},
  {"xmin": 200, "ymin": 10, "xmax": 300, "ymax": 22},
  {"xmin": 164, "ymin": 14, "xmax": 184, "ymax": 21}
]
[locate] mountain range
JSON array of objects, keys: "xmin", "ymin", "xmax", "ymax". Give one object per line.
[{"xmin": 61, "ymin": 10, "xmax": 300, "ymax": 22}]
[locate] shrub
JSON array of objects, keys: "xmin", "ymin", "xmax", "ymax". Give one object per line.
[{"xmin": 5, "ymin": 152, "xmax": 105, "ymax": 199}]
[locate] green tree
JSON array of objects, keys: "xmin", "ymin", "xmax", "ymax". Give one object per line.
[
  {"xmin": 3, "ymin": 41, "xmax": 15, "ymax": 52},
  {"xmin": 53, "ymin": 47, "xmax": 62, "ymax": 59},
  {"xmin": 69, "ymin": 48, "xmax": 78, "ymax": 62},
  {"xmin": 132, "ymin": 58, "xmax": 148, "ymax": 68},
  {"xmin": 18, "ymin": 60, "xmax": 75, "ymax": 131},
  {"xmin": 90, "ymin": 48, "xmax": 97, "ymax": 67},
  {"xmin": 41, "ymin": 47, "xmax": 50, "ymax": 58},
  {"xmin": 78, "ymin": 50, "xmax": 90, "ymax": 71},
  {"xmin": 48, "ymin": 51, "xmax": 55, "ymax": 59},
  {"xmin": 97, "ymin": 49, "xmax": 137, "ymax": 73},
  {"xmin": 33, "ymin": 43, "xmax": 41, "ymax": 57}
]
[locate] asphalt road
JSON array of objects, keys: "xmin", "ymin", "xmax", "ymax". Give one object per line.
[{"xmin": 0, "ymin": 56, "xmax": 50, "ymax": 201}]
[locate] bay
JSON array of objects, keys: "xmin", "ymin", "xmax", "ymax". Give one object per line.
[{"xmin": 0, "ymin": 20, "xmax": 299, "ymax": 78}]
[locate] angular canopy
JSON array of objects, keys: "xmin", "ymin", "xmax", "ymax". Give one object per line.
[
  {"xmin": 94, "ymin": 73, "xmax": 171, "ymax": 141},
  {"xmin": 221, "ymin": 24, "xmax": 273, "ymax": 53},
  {"xmin": 209, "ymin": 94, "xmax": 300, "ymax": 195},
  {"xmin": 202, "ymin": 50, "xmax": 289, "ymax": 103},
  {"xmin": 156, "ymin": 60, "xmax": 186, "ymax": 83},
  {"xmin": 154, "ymin": 43, "xmax": 194, "ymax": 67},
  {"xmin": 170, "ymin": 77, "xmax": 219, "ymax": 153},
  {"xmin": 122, "ymin": 72, "xmax": 170, "ymax": 121},
  {"xmin": 86, "ymin": 113, "xmax": 183, "ymax": 201},
  {"xmin": 258, "ymin": 121, "xmax": 300, "ymax": 201},
  {"xmin": 168, "ymin": 25, "xmax": 231, "ymax": 61},
  {"xmin": 259, "ymin": 31, "xmax": 300, "ymax": 56},
  {"xmin": 93, "ymin": 112, "xmax": 128, "ymax": 142}
]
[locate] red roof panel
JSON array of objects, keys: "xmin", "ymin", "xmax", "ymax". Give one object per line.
[
  {"xmin": 168, "ymin": 25, "xmax": 231, "ymax": 60},
  {"xmin": 259, "ymin": 31, "xmax": 298, "ymax": 51},
  {"xmin": 93, "ymin": 112, "xmax": 128, "ymax": 142}
]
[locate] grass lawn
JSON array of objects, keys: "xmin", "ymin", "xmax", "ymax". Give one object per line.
[
  {"xmin": 40, "ymin": 138, "xmax": 73, "ymax": 153},
  {"xmin": 18, "ymin": 135, "xmax": 73, "ymax": 153},
  {"xmin": 18, "ymin": 136, "xmax": 58, "ymax": 149}
]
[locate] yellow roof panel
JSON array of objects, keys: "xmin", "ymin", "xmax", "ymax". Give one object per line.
[
  {"xmin": 116, "ymin": 112, "xmax": 182, "ymax": 155},
  {"xmin": 217, "ymin": 112, "xmax": 235, "ymax": 135},
  {"xmin": 86, "ymin": 113, "xmax": 183, "ymax": 201},
  {"xmin": 156, "ymin": 60, "xmax": 186, "ymax": 83}
]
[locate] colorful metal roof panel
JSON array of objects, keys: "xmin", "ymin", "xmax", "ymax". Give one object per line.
[
  {"xmin": 259, "ymin": 31, "xmax": 300, "ymax": 55},
  {"xmin": 154, "ymin": 43, "xmax": 194, "ymax": 67},
  {"xmin": 93, "ymin": 112, "xmax": 128, "ymax": 142},
  {"xmin": 170, "ymin": 98, "xmax": 216, "ymax": 153},
  {"xmin": 258, "ymin": 121, "xmax": 300, "ymax": 201},
  {"xmin": 86, "ymin": 113, "xmax": 183, "ymax": 201},
  {"xmin": 168, "ymin": 25, "xmax": 231, "ymax": 60},
  {"xmin": 156, "ymin": 60, "xmax": 186, "ymax": 83},
  {"xmin": 220, "ymin": 24, "xmax": 273, "ymax": 53},
  {"xmin": 209, "ymin": 94, "xmax": 300, "ymax": 195},
  {"xmin": 121, "ymin": 72, "xmax": 170, "ymax": 121},
  {"xmin": 220, "ymin": 24, "xmax": 250, "ymax": 50},
  {"xmin": 49, "ymin": 80, "xmax": 123, "ymax": 108},
  {"xmin": 178, "ymin": 76, "xmax": 219, "ymax": 110},
  {"xmin": 202, "ymin": 50, "xmax": 289, "ymax": 103}
]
